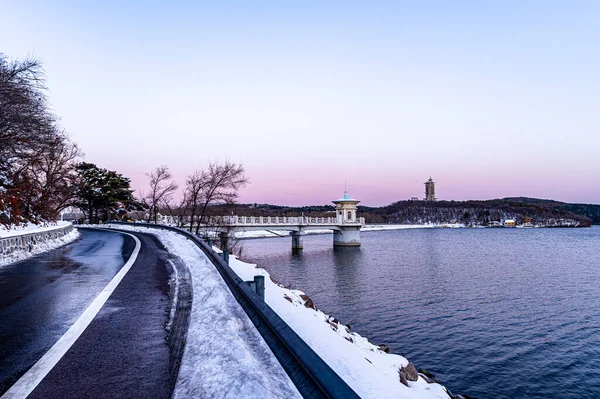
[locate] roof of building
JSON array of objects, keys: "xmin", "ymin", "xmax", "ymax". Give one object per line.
[{"xmin": 332, "ymin": 191, "xmax": 360, "ymax": 203}]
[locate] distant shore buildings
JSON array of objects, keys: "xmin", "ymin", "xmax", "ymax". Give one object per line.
[{"xmin": 424, "ymin": 176, "xmax": 436, "ymax": 201}]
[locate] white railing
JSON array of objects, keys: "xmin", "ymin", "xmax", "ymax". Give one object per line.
[{"xmin": 205, "ymin": 216, "xmax": 365, "ymax": 226}]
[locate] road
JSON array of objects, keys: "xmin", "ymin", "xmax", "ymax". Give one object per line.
[{"xmin": 0, "ymin": 228, "xmax": 188, "ymax": 398}]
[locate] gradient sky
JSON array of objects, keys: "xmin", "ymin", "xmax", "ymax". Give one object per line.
[{"xmin": 2, "ymin": 1, "xmax": 599, "ymax": 206}]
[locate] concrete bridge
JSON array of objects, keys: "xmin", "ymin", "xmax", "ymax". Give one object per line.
[
  {"xmin": 203, "ymin": 191, "xmax": 365, "ymax": 250},
  {"xmin": 205, "ymin": 215, "xmax": 365, "ymax": 250}
]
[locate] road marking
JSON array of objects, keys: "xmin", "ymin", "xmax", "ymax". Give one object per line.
[{"xmin": 1, "ymin": 231, "xmax": 142, "ymax": 399}]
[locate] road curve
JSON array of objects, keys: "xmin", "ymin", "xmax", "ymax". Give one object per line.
[{"xmin": 0, "ymin": 228, "xmax": 187, "ymax": 399}]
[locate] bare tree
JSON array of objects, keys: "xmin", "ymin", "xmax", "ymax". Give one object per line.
[
  {"xmin": 185, "ymin": 169, "xmax": 205, "ymax": 232},
  {"xmin": 23, "ymin": 130, "xmax": 83, "ymax": 219},
  {"xmin": 163, "ymin": 190, "xmax": 189, "ymax": 227},
  {"xmin": 187, "ymin": 160, "xmax": 249, "ymax": 234},
  {"xmin": 0, "ymin": 53, "xmax": 81, "ymax": 225},
  {"xmin": 146, "ymin": 165, "xmax": 178, "ymax": 223}
]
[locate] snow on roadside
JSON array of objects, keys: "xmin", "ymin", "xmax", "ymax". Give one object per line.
[
  {"xmin": 0, "ymin": 220, "xmax": 73, "ymax": 238},
  {"xmin": 100, "ymin": 225, "xmax": 301, "ymax": 399},
  {"xmin": 104, "ymin": 224, "xmax": 452, "ymax": 398},
  {"xmin": 227, "ymin": 253, "xmax": 452, "ymax": 399},
  {"xmin": 0, "ymin": 227, "xmax": 80, "ymax": 267}
]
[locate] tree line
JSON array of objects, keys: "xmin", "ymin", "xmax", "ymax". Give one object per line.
[
  {"xmin": 1, "ymin": 53, "xmax": 248, "ymax": 227},
  {"xmin": 140, "ymin": 162, "xmax": 248, "ymax": 233},
  {"xmin": 0, "ymin": 54, "xmax": 81, "ymax": 225},
  {"xmin": 362, "ymin": 199, "xmax": 591, "ymax": 227}
]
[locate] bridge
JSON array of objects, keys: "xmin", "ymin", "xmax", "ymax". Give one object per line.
[{"xmin": 200, "ymin": 191, "xmax": 365, "ymax": 250}]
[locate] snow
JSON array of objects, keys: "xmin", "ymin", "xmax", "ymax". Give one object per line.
[
  {"xmin": 235, "ymin": 224, "xmax": 465, "ymax": 239},
  {"xmin": 98, "ymin": 224, "xmax": 301, "ymax": 399},
  {"xmin": 0, "ymin": 221, "xmax": 73, "ymax": 238},
  {"xmin": 104, "ymin": 224, "xmax": 452, "ymax": 398},
  {"xmin": 226, "ymin": 255, "xmax": 452, "ymax": 399},
  {"xmin": 0, "ymin": 227, "xmax": 80, "ymax": 267}
]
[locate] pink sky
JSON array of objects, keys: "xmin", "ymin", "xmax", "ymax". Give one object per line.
[{"xmin": 3, "ymin": 2, "xmax": 599, "ymax": 206}]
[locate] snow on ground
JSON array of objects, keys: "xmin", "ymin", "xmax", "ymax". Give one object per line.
[
  {"xmin": 0, "ymin": 226, "xmax": 80, "ymax": 267},
  {"xmin": 0, "ymin": 220, "xmax": 73, "ymax": 238},
  {"xmin": 100, "ymin": 225, "xmax": 301, "ymax": 399},
  {"xmin": 106, "ymin": 224, "xmax": 452, "ymax": 398},
  {"xmin": 235, "ymin": 223, "xmax": 465, "ymax": 239},
  {"xmin": 227, "ymin": 254, "xmax": 452, "ymax": 399}
]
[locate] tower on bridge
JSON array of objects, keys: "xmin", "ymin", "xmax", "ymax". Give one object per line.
[{"xmin": 332, "ymin": 190, "xmax": 362, "ymax": 247}]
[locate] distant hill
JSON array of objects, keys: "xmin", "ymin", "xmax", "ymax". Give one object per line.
[
  {"xmin": 231, "ymin": 197, "xmax": 598, "ymax": 226},
  {"xmin": 501, "ymin": 197, "xmax": 600, "ymax": 224}
]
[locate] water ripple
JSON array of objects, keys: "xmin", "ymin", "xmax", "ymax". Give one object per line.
[{"xmin": 243, "ymin": 227, "xmax": 600, "ymax": 399}]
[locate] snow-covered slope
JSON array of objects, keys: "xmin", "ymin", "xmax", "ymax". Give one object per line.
[
  {"xmin": 104, "ymin": 224, "xmax": 452, "ymax": 398},
  {"xmin": 227, "ymin": 253, "xmax": 452, "ymax": 399},
  {"xmin": 0, "ymin": 221, "xmax": 73, "ymax": 238},
  {"xmin": 0, "ymin": 222, "xmax": 80, "ymax": 267},
  {"xmin": 98, "ymin": 225, "xmax": 301, "ymax": 399}
]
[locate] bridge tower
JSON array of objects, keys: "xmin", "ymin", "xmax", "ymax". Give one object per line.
[{"xmin": 332, "ymin": 190, "xmax": 362, "ymax": 247}]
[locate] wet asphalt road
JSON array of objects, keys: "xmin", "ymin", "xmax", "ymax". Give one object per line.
[{"xmin": 0, "ymin": 228, "xmax": 180, "ymax": 398}]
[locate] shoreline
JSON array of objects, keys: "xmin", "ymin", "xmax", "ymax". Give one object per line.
[
  {"xmin": 228, "ymin": 249, "xmax": 459, "ymax": 398},
  {"xmin": 234, "ymin": 222, "xmax": 590, "ymax": 240}
]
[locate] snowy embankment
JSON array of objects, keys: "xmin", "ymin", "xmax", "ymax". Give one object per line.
[
  {"xmin": 226, "ymin": 254, "xmax": 452, "ymax": 399},
  {"xmin": 105, "ymin": 224, "xmax": 453, "ymax": 399},
  {"xmin": 0, "ymin": 220, "xmax": 73, "ymax": 238},
  {"xmin": 0, "ymin": 221, "xmax": 80, "ymax": 267},
  {"xmin": 235, "ymin": 223, "xmax": 464, "ymax": 239},
  {"xmin": 98, "ymin": 225, "xmax": 301, "ymax": 399}
]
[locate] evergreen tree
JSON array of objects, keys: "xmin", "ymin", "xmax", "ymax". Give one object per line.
[{"xmin": 73, "ymin": 162, "xmax": 145, "ymax": 223}]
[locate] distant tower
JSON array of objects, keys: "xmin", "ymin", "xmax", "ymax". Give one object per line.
[{"xmin": 424, "ymin": 176, "xmax": 436, "ymax": 201}]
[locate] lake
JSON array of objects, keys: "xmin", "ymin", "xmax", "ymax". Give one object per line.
[{"xmin": 240, "ymin": 226, "xmax": 600, "ymax": 399}]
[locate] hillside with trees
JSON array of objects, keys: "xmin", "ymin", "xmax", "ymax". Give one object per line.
[
  {"xmin": 363, "ymin": 199, "xmax": 591, "ymax": 227},
  {"xmin": 226, "ymin": 197, "xmax": 596, "ymax": 227}
]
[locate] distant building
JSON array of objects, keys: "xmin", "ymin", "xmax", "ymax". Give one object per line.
[
  {"xmin": 410, "ymin": 196, "xmax": 419, "ymax": 201},
  {"xmin": 504, "ymin": 219, "xmax": 516, "ymax": 228},
  {"xmin": 424, "ymin": 176, "xmax": 436, "ymax": 201},
  {"xmin": 332, "ymin": 190, "xmax": 360, "ymax": 224}
]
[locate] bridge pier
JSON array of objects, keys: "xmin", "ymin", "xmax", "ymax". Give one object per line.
[
  {"xmin": 333, "ymin": 226, "xmax": 361, "ymax": 247},
  {"xmin": 290, "ymin": 231, "xmax": 304, "ymax": 250},
  {"xmin": 218, "ymin": 232, "xmax": 231, "ymax": 252}
]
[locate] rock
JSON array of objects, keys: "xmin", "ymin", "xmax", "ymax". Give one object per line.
[
  {"xmin": 399, "ymin": 363, "xmax": 419, "ymax": 386},
  {"xmin": 399, "ymin": 372, "xmax": 408, "ymax": 387},
  {"xmin": 344, "ymin": 336, "xmax": 354, "ymax": 343},
  {"xmin": 378, "ymin": 344, "xmax": 391, "ymax": 353},
  {"xmin": 299, "ymin": 294, "xmax": 317, "ymax": 310},
  {"xmin": 418, "ymin": 368, "xmax": 438, "ymax": 384},
  {"xmin": 283, "ymin": 295, "xmax": 293, "ymax": 303},
  {"xmin": 326, "ymin": 320, "xmax": 338, "ymax": 331}
]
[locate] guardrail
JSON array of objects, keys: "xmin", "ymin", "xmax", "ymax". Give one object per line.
[
  {"xmin": 0, "ymin": 224, "xmax": 74, "ymax": 256},
  {"xmin": 105, "ymin": 221, "xmax": 359, "ymax": 399}
]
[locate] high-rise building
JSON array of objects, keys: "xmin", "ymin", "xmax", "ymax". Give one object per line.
[{"xmin": 424, "ymin": 176, "xmax": 436, "ymax": 201}]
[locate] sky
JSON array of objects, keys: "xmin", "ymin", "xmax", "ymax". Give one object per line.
[{"xmin": 2, "ymin": 1, "xmax": 599, "ymax": 206}]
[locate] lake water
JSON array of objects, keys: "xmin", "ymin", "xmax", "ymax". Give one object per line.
[{"xmin": 241, "ymin": 226, "xmax": 600, "ymax": 399}]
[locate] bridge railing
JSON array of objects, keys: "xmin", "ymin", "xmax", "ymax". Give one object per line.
[{"xmin": 206, "ymin": 216, "xmax": 365, "ymax": 226}]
